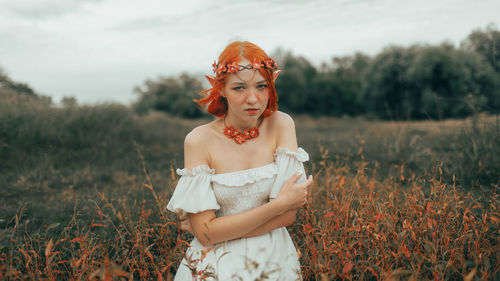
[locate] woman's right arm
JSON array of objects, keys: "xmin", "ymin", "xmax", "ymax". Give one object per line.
[{"xmin": 184, "ymin": 129, "xmax": 311, "ymax": 247}]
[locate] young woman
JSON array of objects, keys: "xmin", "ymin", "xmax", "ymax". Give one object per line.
[{"xmin": 167, "ymin": 41, "xmax": 313, "ymax": 280}]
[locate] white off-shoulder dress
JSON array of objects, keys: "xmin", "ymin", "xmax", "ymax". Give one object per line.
[{"xmin": 167, "ymin": 147, "xmax": 309, "ymax": 281}]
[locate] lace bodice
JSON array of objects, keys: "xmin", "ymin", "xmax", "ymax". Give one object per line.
[
  {"xmin": 167, "ymin": 147, "xmax": 309, "ymax": 217},
  {"xmin": 212, "ymin": 163, "xmax": 276, "ymax": 216}
]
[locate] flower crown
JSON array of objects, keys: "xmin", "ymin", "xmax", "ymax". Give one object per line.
[{"xmin": 212, "ymin": 58, "xmax": 278, "ymax": 76}]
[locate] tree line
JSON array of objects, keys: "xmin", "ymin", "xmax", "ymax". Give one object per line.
[
  {"xmin": 134, "ymin": 24, "xmax": 500, "ymax": 120},
  {"xmin": 1, "ymin": 24, "xmax": 498, "ymax": 120}
]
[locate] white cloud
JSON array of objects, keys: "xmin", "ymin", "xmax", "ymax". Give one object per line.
[{"xmin": 0, "ymin": 0, "xmax": 101, "ymax": 19}]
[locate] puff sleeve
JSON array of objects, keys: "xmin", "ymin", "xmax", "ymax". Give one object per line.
[
  {"xmin": 269, "ymin": 147, "xmax": 309, "ymax": 199},
  {"xmin": 166, "ymin": 165, "xmax": 220, "ymax": 214}
]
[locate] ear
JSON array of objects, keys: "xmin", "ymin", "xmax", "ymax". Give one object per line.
[
  {"xmin": 219, "ymin": 87, "xmax": 226, "ymax": 98},
  {"xmin": 272, "ymin": 70, "xmax": 281, "ymax": 82},
  {"xmin": 205, "ymin": 75, "xmax": 217, "ymax": 88}
]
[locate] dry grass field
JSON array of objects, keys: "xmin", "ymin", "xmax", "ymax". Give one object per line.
[{"xmin": 0, "ymin": 104, "xmax": 498, "ymax": 280}]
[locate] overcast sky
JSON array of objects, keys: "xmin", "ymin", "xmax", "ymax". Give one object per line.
[{"xmin": 0, "ymin": 0, "xmax": 499, "ymax": 105}]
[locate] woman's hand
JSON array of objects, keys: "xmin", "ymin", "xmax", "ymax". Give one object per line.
[
  {"xmin": 178, "ymin": 212, "xmax": 193, "ymax": 235},
  {"xmin": 275, "ymin": 172, "xmax": 313, "ymax": 211}
]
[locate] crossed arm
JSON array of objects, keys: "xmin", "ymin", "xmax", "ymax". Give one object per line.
[
  {"xmin": 240, "ymin": 208, "xmax": 298, "ymax": 238},
  {"xmin": 179, "ymin": 198, "xmax": 299, "ymax": 242},
  {"xmin": 187, "ymin": 187, "xmax": 303, "ymax": 247}
]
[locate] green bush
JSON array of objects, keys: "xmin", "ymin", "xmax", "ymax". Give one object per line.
[{"xmin": 133, "ymin": 73, "xmax": 205, "ymax": 118}]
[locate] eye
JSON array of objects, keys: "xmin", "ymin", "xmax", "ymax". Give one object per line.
[
  {"xmin": 257, "ymin": 84, "xmax": 268, "ymax": 89},
  {"xmin": 232, "ymin": 86, "xmax": 245, "ymax": 91}
]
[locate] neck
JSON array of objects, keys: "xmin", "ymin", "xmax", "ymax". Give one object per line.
[{"xmin": 224, "ymin": 114, "xmax": 261, "ymax": 131}]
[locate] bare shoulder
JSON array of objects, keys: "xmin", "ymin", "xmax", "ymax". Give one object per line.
[
  {"xmin": 184, "ymin": 124, "xmax": 211, "ymax": 147},
  {"xmin": 267, "ymin": 111, "xmax": 295, "ymax": 130},
  {"xmin": 267, "ymin": 111, "xmax": 297, "ymax": 150},
  {"xmin": 183, "ymin": 123, "xmax": 214, "ymax": 169}
]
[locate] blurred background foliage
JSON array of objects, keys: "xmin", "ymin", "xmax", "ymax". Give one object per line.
[
  {"xmin": 133, "ymin": 73, "xmax": 204, "ymax": 118},
  {"xmin": 2, "ymin": 23, "xmax": 499, "ymax": 194},
  {"xmin": 4, "ymin": 24, "xmax": 496, "ymax": 120},
  {"xmin": 130, "ymin": 24, "xmax": 500, "ymax": 120},
  {"xmin": 0, "ymin": 24, "xmax": 499, "ymax": 190}
]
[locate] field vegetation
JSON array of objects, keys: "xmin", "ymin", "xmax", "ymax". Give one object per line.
[{"xmin": 0, "ymin": 94, "xmax": 498, "ymax": 280}]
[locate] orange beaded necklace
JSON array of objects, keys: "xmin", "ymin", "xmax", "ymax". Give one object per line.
[{"xmin": 223, "ymin": 116, "xmax": 263, "ymax": 144}]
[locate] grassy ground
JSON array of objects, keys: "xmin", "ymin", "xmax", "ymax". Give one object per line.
[{"xmin": 0, "ymin": 102, "xmax": 499, "ymax": 280}]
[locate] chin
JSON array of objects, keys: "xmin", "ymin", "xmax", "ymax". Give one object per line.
[{"xmin": 249, "ymin": 112, "xmax": 263, "ymax": 118}]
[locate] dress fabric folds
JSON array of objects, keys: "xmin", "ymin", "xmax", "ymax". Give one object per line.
[{"xmin": 166, "ymin": 147, "xmax": 309, "ymax": 281}]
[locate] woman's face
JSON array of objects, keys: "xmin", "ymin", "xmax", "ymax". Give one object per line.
[{"xmin": 221, "ymin": 59, "xmax": 269, "ymax": 122}]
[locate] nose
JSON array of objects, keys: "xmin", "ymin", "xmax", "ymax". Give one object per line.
[{"xmin": 246, "ymin": 88, "xmax": 258, "ymax": 104}]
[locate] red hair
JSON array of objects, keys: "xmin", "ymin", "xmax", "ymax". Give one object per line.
[{"xmin": 195, "ymin": 41, "xmax": 278, "ymax": 117}]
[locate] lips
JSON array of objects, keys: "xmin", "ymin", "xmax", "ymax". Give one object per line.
[{"xmin": 245, "ymin": 108, "xmax": 259, "ymax": 115}]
